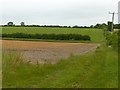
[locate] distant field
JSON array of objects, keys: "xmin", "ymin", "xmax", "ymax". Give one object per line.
[{"xmin": 1, "ymin": 27, "xmax": 103, "ymax": 42}]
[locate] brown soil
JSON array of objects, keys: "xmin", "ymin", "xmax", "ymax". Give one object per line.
[{"xmin": 2, "ymin": 40, "xmax": 100, "ymax": 64}]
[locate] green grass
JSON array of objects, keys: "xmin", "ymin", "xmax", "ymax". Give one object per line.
[
  {"xmin": 2, "ymin": 27, "xmax": 118, "ymax": 88},
  {"xmin": 1, "ymin": 27, "xmax": 103, "ymax": 42},
  {"xmin": 2, "ymin": 44, "xmax": 118, "ymax": 88}
]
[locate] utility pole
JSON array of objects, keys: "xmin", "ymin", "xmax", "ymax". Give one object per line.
[{"xmin": 109, "ymin": 12, "xmax": 118, "ymax": 31}]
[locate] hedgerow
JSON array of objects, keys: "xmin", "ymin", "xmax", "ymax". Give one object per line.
[
  {"xmin": 2, "ymin": 33, "xmax": 91, "ymax": 41},
  {"xmin": 105, "ymin": 30, "xmax": 120, "ymax": 51}
]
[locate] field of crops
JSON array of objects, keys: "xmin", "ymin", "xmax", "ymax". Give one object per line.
[
  {"xmin": 2, "ymin": 26, "xmax": 118, "ymax": 88},
  {"xmin": 2, "ymin": 40, "xmax": 99, "ymax": 64},
  {"xmin": 1, "ymin": 27, "xmax": 103, "ymax": 42}
]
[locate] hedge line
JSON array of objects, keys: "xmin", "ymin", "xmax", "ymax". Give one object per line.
[{"xmin": 1, "ymin": 33, "xmax": 91, "ymax": 41}]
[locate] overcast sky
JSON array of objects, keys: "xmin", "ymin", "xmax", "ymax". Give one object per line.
[{"xmin": 0, "ymin": 0, "xmax": 120, "ymax": 26}]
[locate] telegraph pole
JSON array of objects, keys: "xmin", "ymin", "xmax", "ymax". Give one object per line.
[{"xmin": 109, "ymin": 12, "xmax": 118, "ymax": 31}]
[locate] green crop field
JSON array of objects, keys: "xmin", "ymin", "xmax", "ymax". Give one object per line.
[
  {"xmin": 1, "ymin": 27, "xmax": 103, "ymax": 42},
  {"xmin": 2, "ymin": 27, "xmax": 119, "ymax": 88}
]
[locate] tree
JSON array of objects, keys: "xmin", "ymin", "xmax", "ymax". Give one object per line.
[
  {"xmin": 90, "ymin": 25, "xmax": 94, "ymax": 28},
  {"xmin": 94, "ymin": 24, "xmax": 101, "ymax": 28},
  {"xmin": 7, "ymin": 22, "xmax": 14, "ymax": 26},
  {"xmin": 20, "ymin": 22, "xmax": 25, "ymax": 26},
  {"xmin": 72, "ymin": 25, "xmax": 79, "ymax": 28},
  {"xmin": 100, "ymin": 23, "xmax": 107, "ymax": 29},
  {"xmin": 94, "ymin": 23, "xmax": 107, "ymax": 29},
  {"xmin": 114, "ymin": 24, "xmax": 120, "ymax": 29}
]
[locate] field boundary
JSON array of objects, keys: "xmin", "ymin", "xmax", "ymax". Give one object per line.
[{"xmin": 2, "ymin": 38, "xmax": 93, "ymax": 43}]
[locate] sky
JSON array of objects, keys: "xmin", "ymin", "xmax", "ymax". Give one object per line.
[{"xmin": 0, "ymin": 0, "xmax": 120, "ymax": 26}]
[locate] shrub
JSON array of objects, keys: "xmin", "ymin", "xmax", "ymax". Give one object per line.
[{"xmin": 105, "ymin": 30, "xmax": 119, "ymax": 50}]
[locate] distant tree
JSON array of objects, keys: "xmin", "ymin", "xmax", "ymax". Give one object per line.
[
  {"xmin": 83, "ymin": 26, "xmax": 88, "ymax": 28},
  {"xmin": 63, "ymin": 26, "xmax": 68, "ymax": 28},
  {"xmin": 7, "ymin": 22, "xmax": 14, "ymax": 26},
  {"xmin": 94, "ymin": 23, "xmax": 107, "ymax": 29},
  {"xmin": 94, "ymin": 24, "xmax": 101, "ymax": 28},
  {"xmin": 100, "ymin": 23, "xmax": 107, "ymax": 29},
  {"xmin": 20, "ymin": 22, "xmax": 25, "ymax": 26},
  {"xmin": 68, "ymin": 26, "xmax": 71, "ymax": 28},
  {"xmin": 72, "ymin": 25, "xmax": 79, "ymax": 28},
  {"xmin": 90, "ymin": 25, "xmax": 94, "ymax": 28},
  {"xmin": 114, "ymin": 24, "xmax": 120, "ymax": 29}
]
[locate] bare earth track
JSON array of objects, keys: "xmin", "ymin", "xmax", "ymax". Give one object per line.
[{"xmin": 2, "ymin": 40, "xmax": 99, "ymax": 64}]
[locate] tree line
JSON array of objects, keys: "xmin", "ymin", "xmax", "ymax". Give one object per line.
[
  {"xmin": 1, "ymin": 22, "xmax": 120, "ymax": 29},
  {"xmin": 0, "ymin": 22, "xmax": 112, "ymax": 29},
  {"xmin": 2, "ymin": 33, "xmax": 91, "ymax": 41}
]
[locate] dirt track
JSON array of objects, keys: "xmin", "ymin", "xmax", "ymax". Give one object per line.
[{"xmin": 2, "ymin": 40, "xmax": 99, "ymax": 64}]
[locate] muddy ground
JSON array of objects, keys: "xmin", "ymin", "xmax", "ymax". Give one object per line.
[{"xmin": 2, "ymin": 40, "xmax": 99, "ymax": 64}]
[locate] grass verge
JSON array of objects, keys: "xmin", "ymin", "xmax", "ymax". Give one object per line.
[{"xmin": 2, "ymin": 43, "xmax": 118, "ymax": 88}]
